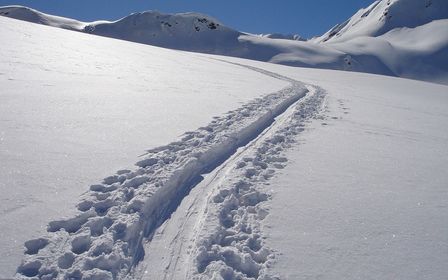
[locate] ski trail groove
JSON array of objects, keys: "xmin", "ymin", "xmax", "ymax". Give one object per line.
[
  {"xmin": 190, "ymin": 84, "xmax": 326, "ymax": 280},
  {"xmin": 15, "ymin": 64, "xmax": 323, "ymax": 279}
]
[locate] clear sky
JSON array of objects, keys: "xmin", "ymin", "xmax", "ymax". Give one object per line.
[{"xmin": 0, "ymin": 0, "xmax": 375, "ymax": 38}]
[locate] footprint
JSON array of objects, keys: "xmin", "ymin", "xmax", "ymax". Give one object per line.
[
  {"xmin": 58, "ymin": 252, "xmax": 75, "ymax": 269},
  {"xmin": 77, "ymin": 200, "xmax": 93, "ymax": 212},
  {"xmin": 136, "ymin": 157, "xmax": 158, "ymax": 168},
  {"xmin": 90, "ymin": 184, "xmax": 117, "ymax": 193},
  {"xmin": 102, "ymin": 175, "xmax": 125, "ymax": 185},
  {"xmin": 48, "ymin": 213, "xmax": 92, "ymax": 233},
  {"xmin": 123, "ymin": 175, "xmax": 149, "ymax": 189},
  {"xmin": 244, "ymin": 168, "xmax": 258, "ymax": 178},
  {"xmin": 93, "ymin": 199, "xmax": 116, "ymax": 216},
  {"xmin": 85, "ymin": 216, "xmax": 113, "ymax": 236},
  {"xmin": 71, "ymin": 233, "xmax": 91, "ymax": 255},
  {"xmin": 24, "ymin": 238, "xmax": 49, "ymax": 255},
  {"xmin": 240, "ymin": 191, "xmax": 268, "ymax": 207},
  {"xmin": 90, "ymin": 236, "xmax": 114, "ymax": 257},
  {"xmin": 17, "ymin": 260, "xmax": 42, "ymax": 277}
]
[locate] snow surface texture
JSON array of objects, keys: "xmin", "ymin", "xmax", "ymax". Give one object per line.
[
  {"xmin": 220, "ymin": 57, "xmax": 448, "ymax": 280},
  {"xmin": 0, "ymin": 16, "xmax": 287, "ymax": 277},
  {"xmin": 130, "ymin": 64, "xmax": 326, "ymax": 280},
  {"xmin": 190, "ymin": 84, "xmax": 326, "ymax": 280},
  {"xmin": 15, "ymin": 60, "xmax": 321, "ymax": 279},
  {"xmin": 1, "ymin": 0, "xmax": 448, "ymax": 84}
]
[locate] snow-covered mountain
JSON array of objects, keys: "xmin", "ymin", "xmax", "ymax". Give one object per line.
[
  {"xmin": 0, "ymin": 5, "xmax": 85, "ymax": 30},
  {"xmin": 0, "ymin": 6, "xmax": 244, "ymax": 56},
  {"xmin": 1, "ymin": 1, "xmax": 448, "ymax": 84},
  {"xmin": 84, "ymin": 11, "xmax": 245, "ymax": 55},
  {"xmin": 311, "ymin": 0, "xmax": 448, "ymax": 43}
]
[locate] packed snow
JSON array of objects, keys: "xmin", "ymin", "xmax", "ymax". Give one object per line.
[
  {"xmin": 0, "ymin": 1, "xmax": 447, "ymax": 280},
  {"xmin": 1, "ymin": 0, "xmax": 448, "ymax": 84}
]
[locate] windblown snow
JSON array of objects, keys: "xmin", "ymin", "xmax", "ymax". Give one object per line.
[
  {"xmin": 0, "ymin": 1, "xmax": 447, "ymax": 280},
  {"xmin": 1, "ymin": 0, "xmax": 448, "ymax": 84}
]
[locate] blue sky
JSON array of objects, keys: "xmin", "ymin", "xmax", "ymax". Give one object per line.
[{"xmin": 0, "ymin": 0, "xmax": 374, "ymax": 38}]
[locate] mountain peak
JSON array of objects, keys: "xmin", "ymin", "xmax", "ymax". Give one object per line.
[{"xmin": 313, "ymin": 0, "xmax": 448, "ymax": 43}]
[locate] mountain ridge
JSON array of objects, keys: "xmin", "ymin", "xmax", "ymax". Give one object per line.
[{"xmin": 1, "ymin": 1, "xmax": 447, "ymax": 85}]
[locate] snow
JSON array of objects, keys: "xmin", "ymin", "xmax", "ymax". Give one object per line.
[
  {"xmin": 15, "ymin": 61, "xmax": 309, "ymax": 279},
  {"xmin": 0, "ymin": 16, "xmax": 286, "ymax": 277},
  {"xmin": 312, "ymin": 0, "xmax": 448, "ymax": 43},
  {"xmin": 1, "ymin": 2, "xmax": 447, "ymax": 279},
  {"xmin": 0, "ymin": 5, "xmax": 86, "ymax": 30},
  {"xmin": 131, "ymin": 71, "xmax": 325, "ymax": 280},
  {"xmin": 327, "ymin": 19, "xmax": 448, "ymax": 84},
  {"xmin": 259, "ymin": 33, "xmax": 305, "ymax": 41},
  {"xmin": 129, "ymin": 55, "xmax": 448, "ymax": 279},
  {"xmin": 218, "ymin": 58, "xmax": 448, "ymax": 279},
  {"xmin": 1, "ymin": 1, "xmax": 447, "ymax": 84}
]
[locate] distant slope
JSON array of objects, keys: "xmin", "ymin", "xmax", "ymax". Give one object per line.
[
  {"xmin": 84, "ymin": 11, "xmax": 245, "ymax": 55},
  {"xmin": 0, "ymin": 5, "xmax": 85, "ymax": 30},
  {"xmin": 1, "ymin": 2, "xmax": 447, "ymax": 85},
  {"xmin": 309, "ymin": 0, "xmax": 448, "ymax": 84},
  {"xmin": 328, "ymin": 19, "xmax": 448, "ymax": 84},
  {"xmin": 311, "ymin": 0, "xmax": 448, "ymax": 43},
  {"xmin": 0, "ymin": 6, "xmax": 245, "ymax": 55}
]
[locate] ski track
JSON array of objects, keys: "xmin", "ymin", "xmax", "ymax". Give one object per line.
[{"xmin": 15, "ymin": 63, "xmax": 326, "ymax": 280}]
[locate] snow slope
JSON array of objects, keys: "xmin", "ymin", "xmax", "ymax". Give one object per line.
[
  {"xmin": 326, "ymin": 19, "xmax": 448, "ymax": 84},
  {"xmin": 1, "ymin": 1, "xmax": 448, "ymax": 84},
  {"xmin": 128, "ymin": 57, "xmax": 448, "ymax": 280},
  {"xmin": 312, "ymin": 0, "xmax": 448, "ymax": 43},
  {"xmin": 0, "ymin": 5, "xmax": 244, "ymax": 56},
  {"xmin": 1, "ymin": 5, "xmax": 448, "ymax": 280},
  {"xmin": 0, "ymin": 5, "xmax": 85, "ymax": 30},
  {"xmin": 0, "ymin": 16, "xmax": 287, "ymax": 277},
  {"xmin": 231, "ymin": 60, "xmax": 448, "ymax": 280},
  {"xmin": 84, "ymin": 11, "xmax": 242, "ymax": 56}
]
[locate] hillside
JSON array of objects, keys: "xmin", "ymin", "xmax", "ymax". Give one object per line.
[{"xmin": 312, "ymin": 0, "xmax": 448, "ymax": 43}]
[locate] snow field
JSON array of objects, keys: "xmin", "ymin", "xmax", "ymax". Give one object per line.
[
  {"xmin": 219, "ymin": 57, "xmax": 448, "ymax": 280},
  {"xmin": 0, "ymin": 15, "xmax": 287, "ymax": 277},
  {"xmin": 15, "ymin": 64, "xmax": 314, "ymax": 279}
]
